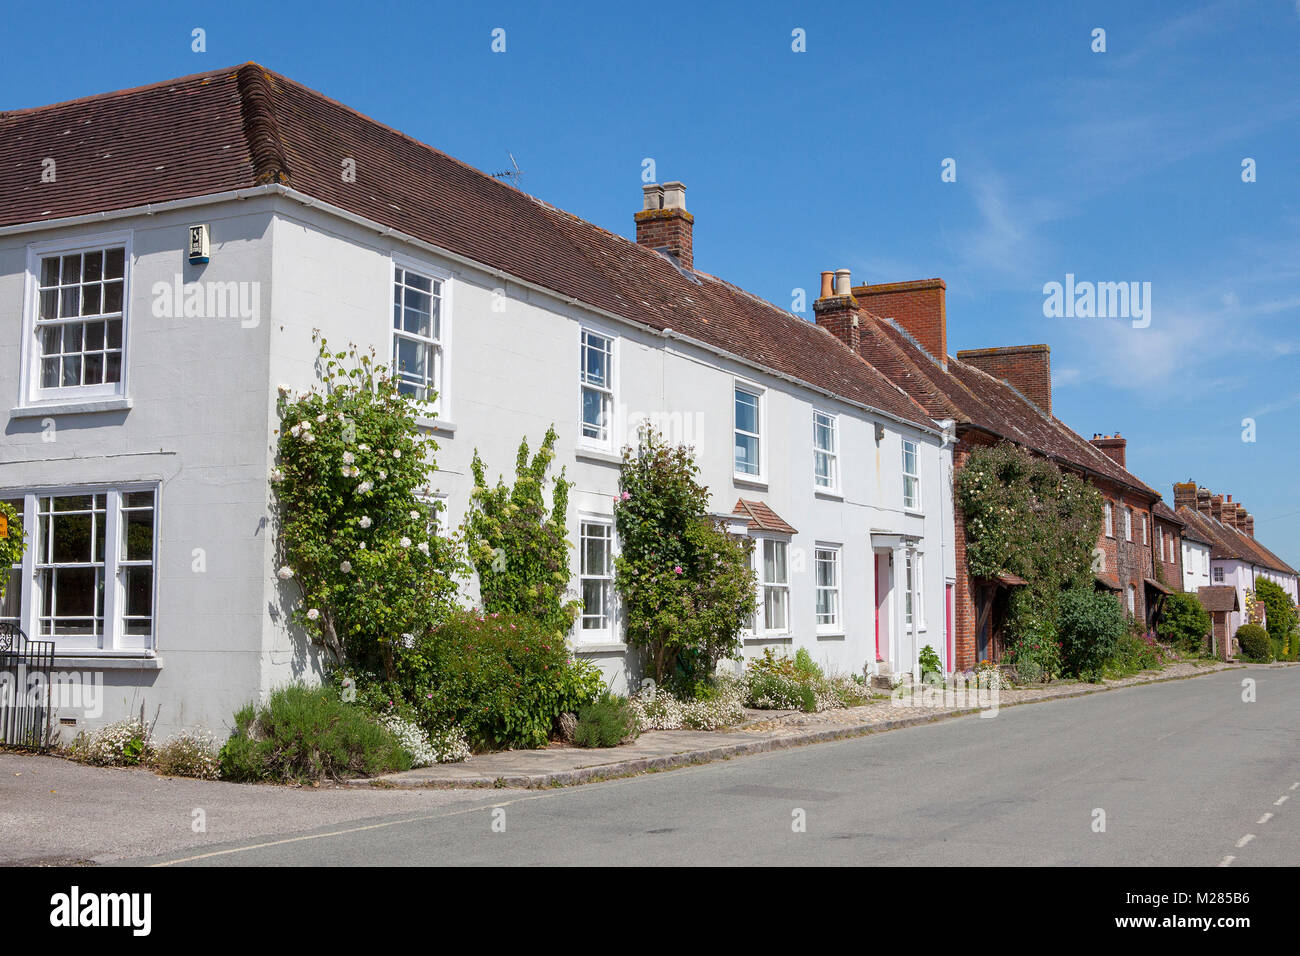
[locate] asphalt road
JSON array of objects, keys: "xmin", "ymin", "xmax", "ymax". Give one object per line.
[{"xmin": 100, "ymin": 664, "xmax": 1298, "ymax": 867}]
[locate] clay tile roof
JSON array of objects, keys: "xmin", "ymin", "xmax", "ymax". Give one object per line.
[
  {"xmin": 1177, "ymin": 506, "xmax": 1295, "ymax": 576},
  {"xmin": 1152, "ymin": 500, "xmax": 1184, "ymax": 526},
  {"xmin": 855, "ymin": 312, "xmax": 1159, "ymax": 500},
  {"xmin": 0, "ymin": 64, "xmax": 935, "ymax": 432},
  {"xmin": 732, "ymin": 499, "xmax": 798, "ymax": 536},
  {"xmin": 1095, "ymin": 573, "xmax": 1121, "ymax": 592},
  {"xmin": 1197, "ymin": 585, "xmax": 1239, "ymax": 613}
]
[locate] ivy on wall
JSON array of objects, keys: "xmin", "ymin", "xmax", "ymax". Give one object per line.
[{"xmin": 956, "ymin": 441, "xmax": 1104, "ymax": 643}]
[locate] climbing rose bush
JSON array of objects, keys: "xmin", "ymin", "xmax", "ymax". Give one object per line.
[
  {"xmin": 614, "ymin": 428, "xmax": 756, "ymax": 689},
  {"xmin": 0, "ymin": 500, "xmax": 24, "ymax": 605},
  {"xmin": 272, "ymin": 335, "xmax": 464, "ymax": 677}
]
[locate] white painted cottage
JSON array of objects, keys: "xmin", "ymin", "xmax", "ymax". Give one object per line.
[{"xmin": 0, "ymin": 65, "xmax": 956, "ymax": 739}]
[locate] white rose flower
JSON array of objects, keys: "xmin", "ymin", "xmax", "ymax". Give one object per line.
[
  {"xmin": 359, "ymin": 516, "xmax": 373, "ymax": 529},
  {"xmin": 316, "ymin": 414, "xmax": 326, "ymax": 423},
  {"xmin": 340, "ymin": 560, "xmax": 352, "ymax": 573},
  {"xmin": 359, "ymin": 444, "xmax": 370, "ymax": 452},
  {"xmin": 359, "ymin": 542, "xmax": 366, "ymax": 550},
  {"xmin": 357, "ymin": 480, "xmax": 373, "ymax": 494},
  {"xmin": 277, "ymin": 384, "xmax": 291, "ymax": 394},
  {"xmin": 301, "ymin": 420, "xmax": 312, "ymax": 430},
  {"xmin": 400, "ymin": 537, "xmax": 412, "ymax": 549},
  {"xmin": 269, "ymin": 468, "xmax": 284, "ymax": 482},
  {"xmin": 342, "ymin": 452, "xmax": 355, "ymax": 465},
  {"xmin": 417, "ymin": 541, "xmax": 430, "ymax": 555},
  {"xmin": 289, "ymin": 424, "xmax": 302, "ymax": 437},
  {"xmin": 409, "ymin": 510, "xmax": 420, "ymax": 521},
  {"xmin": 304, "ymin": 433, "xmax": 316, "ymax": 444},
  {"xmin": 401, "ymin": 633, "xmax": 416, "ymax": 649},
  {"xmin": 306, "ymin": 608, "xmax": 320, "ymax": 621},
  {"xmin": 378, "ymin": 470, "xmax": 387, "ymax": 480},
  {"xmin": 393, "ymin": 450, "xmax": 401, "ymax": 459},
  {"xmin": 277, "ymin": 566, "xmax": 294, "ymax": 581}
]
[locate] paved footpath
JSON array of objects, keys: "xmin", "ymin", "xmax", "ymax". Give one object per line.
[{"xmin": 2, "ymin": 662, "xmax": 1292, "ymax": 866}]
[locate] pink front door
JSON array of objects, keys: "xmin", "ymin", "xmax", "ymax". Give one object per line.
[{"xmin": 874, "ymin": 554, "xmax": 882, "ymax": 662}]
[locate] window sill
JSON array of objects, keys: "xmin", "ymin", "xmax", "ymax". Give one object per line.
[
  {"xmin": 572, "ymin": 642, "xmax": 626, "ymax": 654},
  {"xmin": 51, "ymin": 653, "xmax": 163, "ymax": 671},
  {"xmin": 11, "ymin": 397, "xmax": 133, "ymax": 419},
  {"xmin": 904, "ymin": 509, "xmax": 925, "ymax": 518},
  {"xmin": 814, "ymin": 488, "xmax": 843, "ymax": 500},
  {"xmin": 415, "ymin": 417, "xmax": 456, "ymax": 436},
  {"xmin": 816, "ymin": 631, "xmax": 846, "ymax": 640},
  {"xmin": 743, "ymin": 633, "xmax": 791, "ymax": 644},
  {"xmin": 575, "ymin": 446, "xmax": 623, "ymax": 466},
  {"xmin": 733, "ymin": 475, "xmax": 768, "ymax": 490}
]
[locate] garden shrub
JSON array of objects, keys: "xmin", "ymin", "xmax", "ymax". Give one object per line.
[
  {"xmin": 741, "ymin": 648, "xmax": 870, "ymax": 712},
  {"xmin": 149, "ymin": 730, "xmax": 221, "ymax": 779},
  {"xmin": 1235, "ymin": 623, "xmax": 1272, "ymax": 662},
  {"xmin": 1057, "ymin": 587, "xmax": 1125, "ymax": 681},
  {"xmin": 219, "ymin": 684, "xmax": 412, "ymax": 783},
  {"xmin": 68, "ymin": 718, "xmax": 149, "ymax": 767},
  {"xmin": 1255, "ymin": 579, "xmax": 1297, "ymax": 659},
  {"xmin": 1005, "ymin": 629, "xmax": 1062, "ymax": 682},
  {"xmin": 0, "ymin": 500, "xmax": 25, "ymax": 604},
  {"xmin": 614, "ymin": 428, "xmax": 756, "ymax": 689},
  {"xmin": 573, "ymin": 692, "xmax": 639, "ymax": 748},
  {"xmin": 1104, "ymin": 630, "xmax": 1165, "ymax": 679},
  {"xmin": 1156, "ymin": 591, "xmax": 1212, "ymax": 654},
  {"xmin": 272, "ymin": 336, "xmax": 464, "ymax": 677},
  {"xmin": 918, "ymin": 644, "xmax": 943, "ymax": 682},
  {"xmin": 394, "ymin": 609, "xmax": 603, "ymax": 751},
  {"xmin": 465, "ymin": 427, "xmax": 580, "ymax": 639}
]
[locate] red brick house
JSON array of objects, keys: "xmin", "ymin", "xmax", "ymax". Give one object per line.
[{"xmin": 813, "ymin": 275, "xmax": 1162, "ymax": 669}]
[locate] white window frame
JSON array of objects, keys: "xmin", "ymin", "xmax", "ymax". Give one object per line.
[
  {"xmin": 576, "ymin": 515, "xmax": 615, "ymax": 641},
  {"xmin": 1141, "ymin": 513, "xmax": 1148, "ymax": 545},
  {"xmin": 812, "ymin": 410, "xmax": 840, "ymax": 493},
  {"xmin": 390, "ymin": 254, "xmax": 452, "ymax": 418},
  {"xmin": 1104, "ymin": 501, "xmax": 1114, "ymax": 537},
  {"xmin": 21, "ymin": 231, "xmax": 133, "ymax": 408},
  {"xmin": 1124, "ymin": 506, "xmax": 1133, "ymax": 542},
  {"xmin": 904, "ymin": 551, "xmax": 926, "ymax": 630},
  {"xmin": 902, "ymin": 439, "xmax": 922, "ymax": 512},
  {"xmin": 814, "ymin": 544, "xmax": 842, "ymax": 632},
  {"xmin": 1127, "ymin": 584, "xmax": 1136, "ymax": 614},
  {"xmin": 1, "ymin": 484, "xmax": 158, "ymax": 653},
  {"xmin": 416, "ymin": 491, "xmax": 447, "ymax": 539},
  {"xmin": 733, "ymin": 380, "xmax": 766, "ymax": 482},
  {"xmin": 1213, "ymin": 566, "xmax": 1224, "ymax": 584},
  {"xmin": 757, "ymin": 536, "xmax": 790, "ymax": 634},
  {"xmin": 578, "ymin": 327, "xmax": 617, "ymax": 450}
]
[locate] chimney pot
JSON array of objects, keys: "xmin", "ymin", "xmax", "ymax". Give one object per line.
[
  {"xmin": 834, "ymin": 269, "xmax": 852, "ymax": 296},
  {"xmin": 819, "ymin": 271, "xmax": 835, "ymax": 299},
  {"xmin": 661, "ymin": 181, "xmax": 687, "ymax": 211},
  {"xmin": 641, "ymin": 183, "xmax": 664, "ymax": 211}
]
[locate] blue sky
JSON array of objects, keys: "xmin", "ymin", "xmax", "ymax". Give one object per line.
[{"xmin": 6, "ymin": 0, "xmax": 1299, "ymax": 563}]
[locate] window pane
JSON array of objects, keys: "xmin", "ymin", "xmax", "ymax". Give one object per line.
[
  {"xmin": 84, "ymin": 353, "xmax": 104, "ymax": 384},
  {"xmin": 581, "ymin": 388, "xmax": 606, "ymax": 438},
  {"xmin": 122, "ymin": 508, "xmax": 154, "ymax": 562},
  {"xmin": 83, "ymin": 251, "xmax": 103, "ymax": 281},
  {"xmin": 735, "ymin": 389, "xmax": 759, "ymax": 433},
  {"xmin": 106, "ymin": 318, "xmax": 122, "ymax": 348},
  {"xmin": 396, "ymin": 338, "xmax": 429, "ymax": 378},
  {"xmin": 41, "ymin": 358, "xmax": 60, "ymax": 388},
  {"xmin": 123, "ymin": 566, "xmax": 153, "ymax": 623},
  {"xmin": 104, "ymin": 248, "xmax": 124, "ymax": 279},
  {"xmin": 61, "ymin": 254, "xmax": 81, "ymax": 284},
  {"xmin": 764, "ymin": 540, "xmax": 787, "ymax": 584},
  {"xmin": 60, "ymin": 286, "xmax": 80, "ymax": 318},
  {"xmin": 765, "ymin": 587, "xmax": 787, "ymax": 631},
  {"xmin": 40, "ymin": 257, "xmax": 60, "ymax": 287},
  {"xmin": 61, "ymin": 355, "xmax": 82, "ymax": 387},
  {"xmin": 735, "ymin": 434, "xmax": 759, "ymax": 475},
  {"xmin": 103, "ymin": 280, "xmax": 123, "ymax": 314},
  {"xmin": 39, "ymin": 289, "xmax": 58, "ymax": 320},
  {"xmin": 81, "ymin": 283, "xmax": 102, "ymax": 316}
]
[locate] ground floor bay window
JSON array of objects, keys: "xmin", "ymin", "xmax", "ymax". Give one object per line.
[{"xmin": 0, "ymin": 486, "xmax": 157, "ymax": 653}]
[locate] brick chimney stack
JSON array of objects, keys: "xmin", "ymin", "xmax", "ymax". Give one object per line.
[
  {"xmin": 957, "ymin": 345, "xmax": 1053, "ymax": 414},
  {"xmin": 1088, "ymin": 433, "xmax": 1127, "ymax": 468},
  {"xmin": 1174, "ymin": 481, "xmax": 1198, "ymax": 512},
  {"xmin": 635, "ymin": 181, "xmax": 694, "ymax": 270},
  {"xmin": 1222, "ymin": 498, "xmax": 1239, "ymax": 529},
  {"xmin": 813, "ymin": 269, "xmax": 861, "ymax": 351},
  {"xmin": 1196, "ymin": 486, "xmax": 1212, "ymax": 516},
  {"xmin": 1244, "ymin": 514, "xmax": 1255, "ymax": 537},
  {"xmin": 852, "ymin": 278, "xmax": 948, "ymax": 368},
  {"xmin": 1210, "ymin": 494, "xmax": 1224, "ymax": 522}
]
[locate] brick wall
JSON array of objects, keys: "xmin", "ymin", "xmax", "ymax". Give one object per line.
[
  {"xmin": 853, "ymin": 278, "xmax": 947, "ymax": 363},
  {"xmin": 957, "ymin": 345, "xmax": 1053, "ymax": 415},
  {"xmin": 1153, "ymin": 519, "xmax": 1184, "ymax": 592},
  {"xmin": 633, "ymin": 207, "xmax": 694, "ymax": 269}
]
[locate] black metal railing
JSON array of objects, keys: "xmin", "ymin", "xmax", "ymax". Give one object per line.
[{"xmin": 0, "ymin": 623, "xmax": 55, "ymax": 750}]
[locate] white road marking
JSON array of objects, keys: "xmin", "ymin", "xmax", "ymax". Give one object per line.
[
  {"xmin": 1235, "ymin": 834, "xmax": 1254, "ymax": 848},
  {"xmin": 1218, "ymin": 855, "xmax": 1235, "ymax": 866},
  {"xmin": 1275, "ymin": 795, "xmax": 1289, "ymax": 806},
  {"xmin": 1257, "ymin": 812, "xmax": 1273, "ymax": 824}
]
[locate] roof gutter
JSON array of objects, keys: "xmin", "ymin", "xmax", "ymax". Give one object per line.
[{"xmin": 0, "ymin": 185, "xmax": 282, "ymax": 238}]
